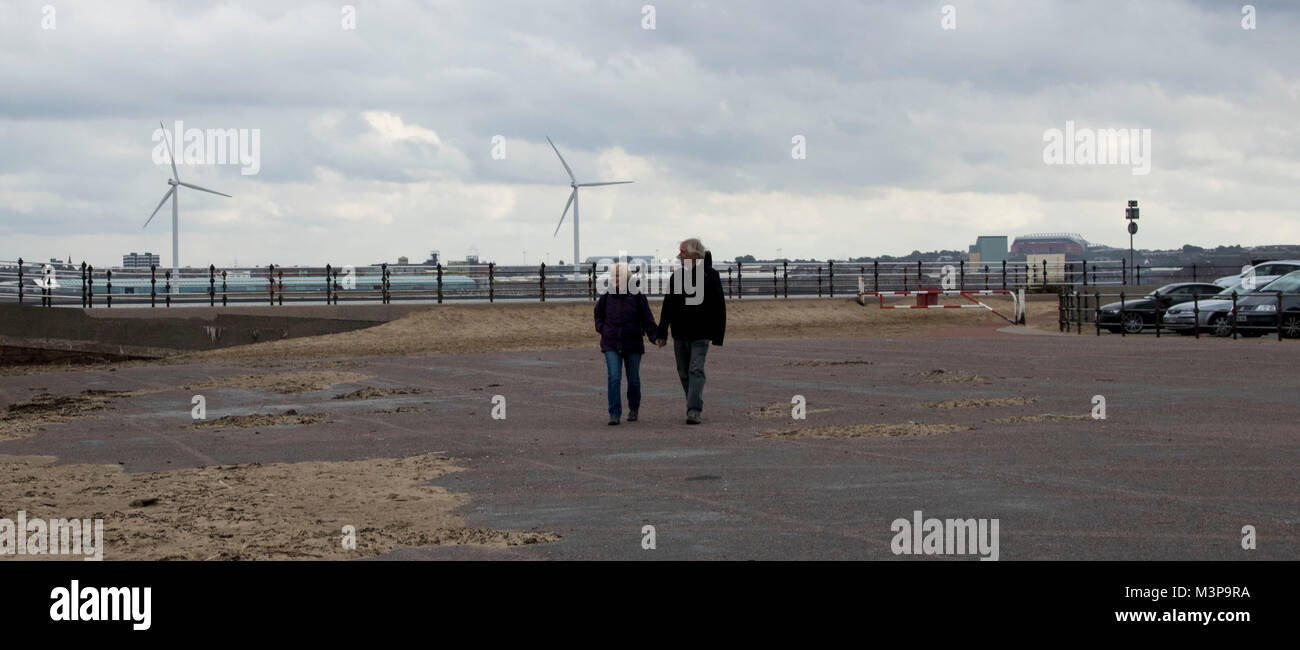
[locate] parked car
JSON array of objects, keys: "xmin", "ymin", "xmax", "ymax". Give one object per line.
[
  {"xmin": 1097, "ymin": 282, "xmax": 1225, "ymax": 333},
  {"xmin": 1232, "ymin": 271, "xmax": 1300, "ymax": 337},
  {"xmin": 1212, "ymin": 260, "xmax": 1300, "ymax": 288},
  {"xmin": 1162, "ymin": 279, "xmax": 1271, "ymax": 336}
]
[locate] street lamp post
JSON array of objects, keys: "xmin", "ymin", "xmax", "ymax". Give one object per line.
[{"xmin": 1125, "ymin": 200, "xmax": 1139, "ymax": 284}]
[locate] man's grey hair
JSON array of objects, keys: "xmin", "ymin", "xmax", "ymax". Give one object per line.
[{"xmin": 681, "ymin": 238, "xmax": 706, "ymax": 257}]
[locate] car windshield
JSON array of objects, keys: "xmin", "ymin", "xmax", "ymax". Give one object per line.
[
  {"xmin": 1258, "ymin": 272, "xmax": 1300, "ymax": 293},
  {"xmin": 1216, "ymin": 282, "xmax": 1250, "ymax": 296}
]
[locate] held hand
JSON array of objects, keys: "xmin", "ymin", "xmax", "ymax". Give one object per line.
[{"xmin": 655, "ymin": 338, "xmax": 667, "ymax": 348}]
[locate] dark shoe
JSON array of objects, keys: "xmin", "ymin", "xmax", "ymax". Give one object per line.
[
  {"xmin": 686, "ymin": 410, "xmax": 701, "ymax": 425},
  {"xmin": 627, "ymin": 411, "xmax": 638, "ymax": 422},
  {"xmin": 608, "ymin": 417, "xmax": 620, "ymax": 426}
]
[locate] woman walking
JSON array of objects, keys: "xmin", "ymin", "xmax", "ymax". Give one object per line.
[{"xmin": 594, "ymin": 262, "xmax": 658, "ymax": 425}]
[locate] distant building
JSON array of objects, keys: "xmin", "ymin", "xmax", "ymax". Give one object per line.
[
  {"xmin": 397, "ymin": 256, "xmax": 409, "ymax": 265},
  {"xmin": 1010, "ymin": 233, "xmax": 1087, "ymax": 258},
  {"xmin": 968, "ymin": 236, "xmax": 1008, "ymax": 264},
  {"xmin": 122, "ymin": 252, "xmax": 161, "ymax": 268}
]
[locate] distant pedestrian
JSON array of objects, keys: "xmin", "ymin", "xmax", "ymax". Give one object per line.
[
  {"xmin": 655, "ymin": 239, "xmax": 726, "ymax": 425},
  {"xmin": 594, "ymin": 262, "xmax": 659, "ymax": 425}
]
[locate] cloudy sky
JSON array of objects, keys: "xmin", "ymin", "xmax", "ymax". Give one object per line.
[{"xmin": 2, "ymin": 0, "xmax": 1298, "ymax": 268}]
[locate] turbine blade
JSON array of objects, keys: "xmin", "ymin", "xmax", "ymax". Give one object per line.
[
  {"xmin": 160, "ymin": 121, "xmax": 180, "ymax": 181},
  {"xmin": 177, "ymin": 181, "xmax": 232, "ymax": 198},
  {"xmin": 546, "ymin": 136, "xmax": 576, "ymax": 183},
  {"xmin": 576, "ymin": 181, "xmax": 633, "ymax": 187},
  {"xmin": 553, "ymin": 188, "xmax": 575, "ymax": 237},
  {"xmin": 144, "ymin": 187, "xmax": 176, "ymax": 228}
]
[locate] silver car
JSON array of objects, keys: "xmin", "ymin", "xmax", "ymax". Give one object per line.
[
  {"xmin": 1212, "ymin": 260, "xmax": 1300, "ymax": 288},
  {"xmin": 1163, "ymin": 273, "xmax": 1297, "ymax": 336}
]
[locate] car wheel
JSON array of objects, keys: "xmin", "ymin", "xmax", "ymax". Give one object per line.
[
  {"xmin": 1283, "ymin": 316, "xmax": 1300, "ymax": 339},
  {"xmin": 1121, "ymin": 313, "xmax": 1145, "ymax": 334},
  {"xmin": 1209, "ymin": 314, "xmax": 1232, "ymax": 337}
]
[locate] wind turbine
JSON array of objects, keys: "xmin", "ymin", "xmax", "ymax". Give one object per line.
[
  {"xmin": 144, "ymin": 121, "xmax": 231, "ymax": 288},
  {"xmin": 547, "ymin": 136, "xmax": 632, "ymax": 270}
]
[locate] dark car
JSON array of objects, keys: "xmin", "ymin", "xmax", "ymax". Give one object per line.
[
  {"xmin": 1097, "ymin": 282, "xmax": 1224, "ymax": 334},
  {"xmin": 1233, "ymin": 271, "xmax": 1300, "ymax": 337}
]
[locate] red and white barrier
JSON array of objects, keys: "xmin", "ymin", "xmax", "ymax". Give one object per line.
[{"xmin": 857, "ymin": 278, "xmax": 1024, "ymax": 324}]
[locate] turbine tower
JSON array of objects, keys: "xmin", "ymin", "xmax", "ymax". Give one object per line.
[
  {"xmin": 144, "ymin": 121, "xmax": 231, "ymax": 288},
  {"xmin": 547, "ymin": 136, "xmax": 632, "ymax": 269}
]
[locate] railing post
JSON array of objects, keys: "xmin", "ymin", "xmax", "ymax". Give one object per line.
[
  {"xmin": 1122, "ymin": 258, "xmax": 1127, "ymax": 286},
  {"xmin": 983, "ymin": 265, "xmax": 989, "ymax": 290},
  {"xmin": 783, "ymin": 261, "xmax": 789, "ymax": 298},
  {"xmin": 1042, "ymin": 259, "xmax": 1048, "ymax": 290},
  {"xmin": 537, "ymin": 263, "xmax": 544, "ymax": 302},
  {"xmin": 959, "ymin": 260, "xmax": 965, "ymax": 290},
  {"xmin": 278, "ymin": 270, "xmax": 284, "ymax": 306},
  {"xmin": 87, "ymin": 265, "xmax": 94, "ymax": 308},
  {"xmin": 268, "ymin": 264, "xmax": 275, "ymax": 306},
  {"xmin": 828, "ymin": 260, "xmax": 834, "ymax": 298},
  {"xmin": 1191, "ymin": 263, "xmax": 1197, "ymax": 282},
  {"xmin": 150, "ymin": 265, "xmax": 156, "ymax": 307},
  {"xmin": 1119, "ymin": 290, "xmax": 1126, "ymax": 337},
  {"xmin": 1231, "ymin": 292, "xmax": 1238, "ymax": 340},
  {"xmin": 209, "ymin": 265, "xmax": 215, "ymax": 307},
  {"xmin": 81, "ymin": 261, "xmax": 87, "ymax": 307},
  {"xmin": 325, "ymin": 264, "xmax": 332, "ymax": 303},
  {"xmin": 381, "ymin": 263, "xmax": 389, "ymax": 304},
  {"xmin": 438, "ymin": 263, "xmax": 445, "ymax": 303},
  {"xmin": 106, "ymin": 269, "xmax": 112, "ymax": 308},
  {"xmin": 1081, "ymin": 259, "xmax": 1087, "ymax": 287},
  {"xmin": 737, "ymin": 261, "xmax": 743, "ymax": 299},
  {"xmin": 1136, "ymin": 264, "xmax": 1141, "ymax": 285},
  {"xmin": 917, "ymin": 260, "xmax": 922, "ymax": 288},
  {"xmin": 727, "ymin": 267, "xmax": 732, "ymax": 298},
  {"xmin": 1277, "ymin": 291, "xmax": 1284, "ymax": 341},
  {"xmin": 222, "ymin": 270, "xmax": 227, "ymax": 306},
  {"xmin": 488, "ymin": 263, "xmax": 495, "ymax": 302},
  {"xmin": 773, "ymin": 266, "xmax": 778, "ymax": 298},
  {"xmin": 16, "ymin": 258, "xmax": 22, "ymax": 305},
  {"xmin": 873, "ymin": 260, "xmax": 879, "ymax": 291},
  {"xmin": 1193, "ymin": 294, "xmax": 1200, "ymax": 339},
  {"xmin": 1094, "ymin": 291, "xmax": 1100, "ymax": 336},
  {"xmin": 1001, "ymin": 260, "xmax": 1007, "ymax": 290},
  {"xmin": 163, "ymin": 270, "xmax": 170, "ymax": 307},
  {"xmin": 332, "ymin": 269, "xmax": 339, "ymax": 304},
  {"xmin": 817, "ymin": 265, "xmax": 822, "ymax": 298}
]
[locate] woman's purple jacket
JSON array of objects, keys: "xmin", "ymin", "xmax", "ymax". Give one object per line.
[{"xmin": 594, "ymin": 292, "xmax": 658, "ymax": 355}]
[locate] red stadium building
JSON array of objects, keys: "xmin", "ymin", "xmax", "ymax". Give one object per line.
[{"xmin": 1010, "ymin": 233, "xmax": 1088, "ymax": 258}]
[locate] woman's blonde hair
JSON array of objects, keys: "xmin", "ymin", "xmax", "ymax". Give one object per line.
[{"xmin": 610, "ymin": 262, "xmax": 630, "ymax": 290}]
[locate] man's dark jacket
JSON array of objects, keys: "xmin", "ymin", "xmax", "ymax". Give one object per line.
[
  {"xmin": 594, "ymin": 291, "xmax": 658, "ymax": 355},
  {"xmin": 657, "ymin": 250, "xmax": 726, "ymax": 345}
]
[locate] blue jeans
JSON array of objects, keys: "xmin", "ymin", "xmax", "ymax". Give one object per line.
[{"xmin": 604, "ymin": 350, "xmax": 643, "ymax": 419}]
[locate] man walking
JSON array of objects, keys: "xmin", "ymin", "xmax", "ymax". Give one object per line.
[{"xmin": 656, "ymin": 238, "xmax": 726, "ymax": 425}]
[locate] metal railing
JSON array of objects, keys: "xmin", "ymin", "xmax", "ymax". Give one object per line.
[
  {"xmin": 0, "ymin": 257, "xmax": 1252, "ymax": 308},
  {"xmin": 1058, "ymin": 288, "xmax": 1300, "ymax": 341}
]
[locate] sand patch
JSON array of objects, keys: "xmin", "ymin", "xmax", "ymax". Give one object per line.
[
  {"xmin": 130, "ymin": 370, "xmax": 372, "ymax": 395},
  {"xmin": 782, "ymin": 359, "xmax": 872, "ymax": 367},
  {"xmin": 333, "ymin": 386, "xmax": 424, "ymax": 400},
  {"xmin": 913, "ymin": 368, "xmax": 989, "ymax": 384},
  {"xmin": 989, "ymin": 414, "xmax": 1090, "ymax": 423},
  {"xmin": 191, "ymin": 410, "xmax": 329, "ymax": 429},
  {"xmin": 759, "ymin": 422, "xmax": 969, "ymax": 439},
  {"xmin": 746, "ymin": 402, "xmax": 834, "ymax": 418},
  {"xmin": 373, "ymin": 406, "xmax": 428, "ymax": 414},
  {"xmin": 922, "ymin": 397, "xmax": 1037, "ymax": 409},
  {"xmin": 0, "ymin": 390, "xmax": 121, "ymax": 441},
  {"xmin": 178, "ymin": 297, "xmax": 1061, "ymax": 361},
  {"xmin": 0, "ymin": 454, "xmax": 558, "ymax": 560}
]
